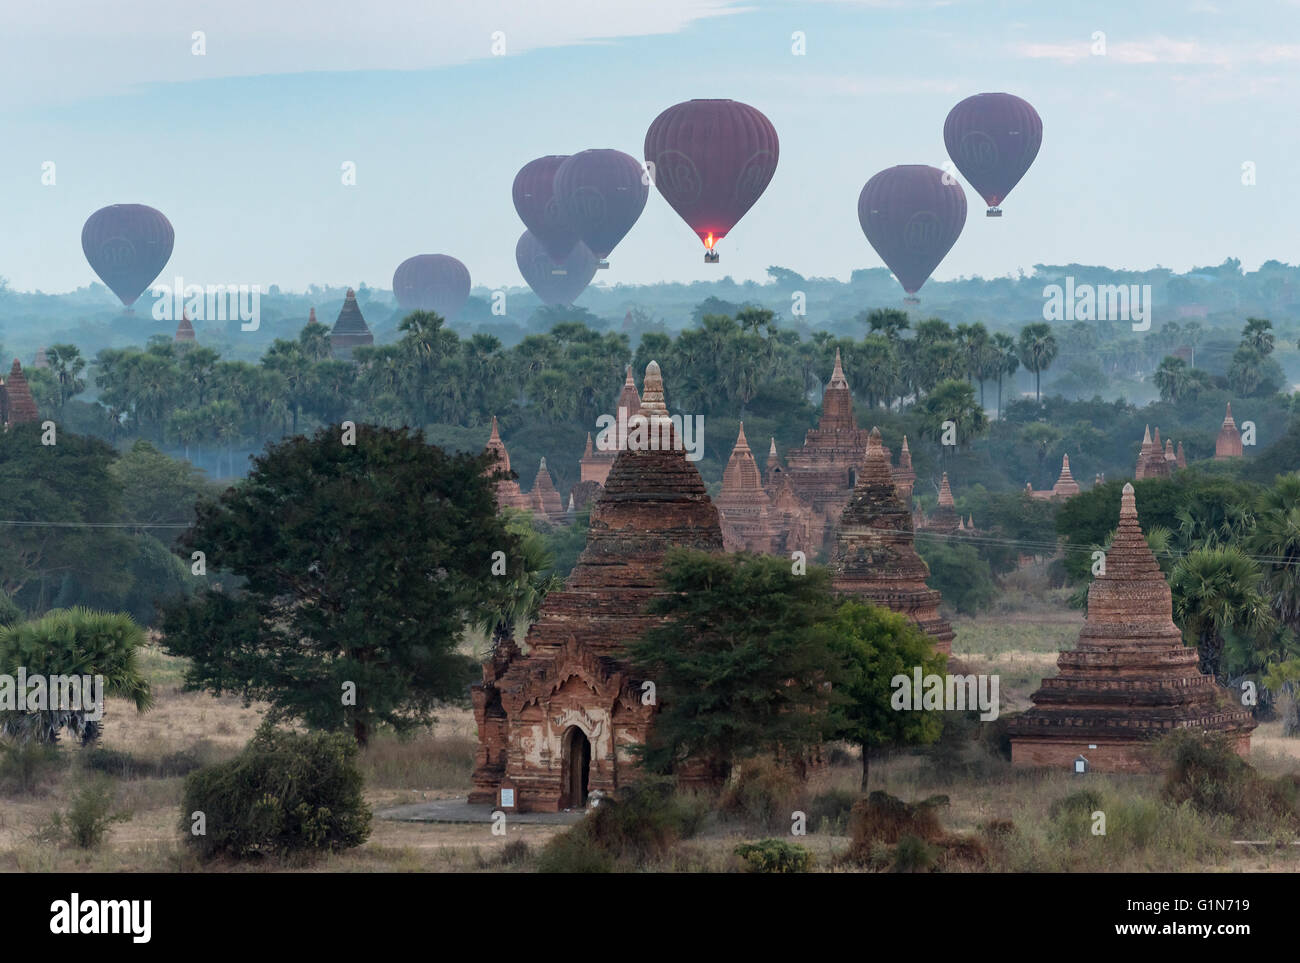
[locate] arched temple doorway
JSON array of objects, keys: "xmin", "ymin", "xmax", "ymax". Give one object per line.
[{"xmin": 561, "ymin": 726, "xmax": 591, "ymax": 809}]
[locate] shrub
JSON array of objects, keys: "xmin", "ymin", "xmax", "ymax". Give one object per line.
[
  {"xmin": 718, "ymin": 757, "xmax": 801, "ymax": 831},
  {"xmin": 537, "ymin": 778, "xmax": 706, "ymax": 872},
  {"xmin": 64, "ymin": 778, "xmax": 131, "ymax": 848},
  {"xmin": 891, "ymin": 834, "xmax": 939, "ymax": 873},
  {"xmin": 536, "ymin": 830, "xmax": 614, "ymax": 874},
  {"xmin": 806, "ymin": 788, "xmax": 858, "ymax": 834},
  {"xmin": 849, "ymin": 791, "xmax": 946, "ymax": 850},
  {"xmin": 734, "ymin": 838, "xmax": 813, "ymax": 873},
  {"xmin": 1159, "ymin": 730, "xmax": 1300, "ymax": 834},
  {"xmin": 179, "ymin": 723, "xmax": 371, "ymax": 860},
  {"xmin": 0, "ymin": 738, "xmax": 64, "ymax": 795},
  {"xmin": 85, "ymin": 743, "xmax": 216, "ymax": 780}
]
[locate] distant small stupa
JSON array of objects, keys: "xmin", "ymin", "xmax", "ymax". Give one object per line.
[{"xmin": 330, "ymin": 289, "xmax": 374, "ymax": 361}]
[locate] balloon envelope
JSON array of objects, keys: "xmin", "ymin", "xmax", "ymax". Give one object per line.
[
  {"xmin": 512, "ymin": 155, "xmax": 580, "ymax": 262},
  {"xmin": 516, "ymin": 231, "xmax": 597, "ymax": 305},
  {"xmin": 944, "ymin": 93, "xmax": 1042, "ymax": 211},
  {"xmin": 552, "ymin": 149, "xmax": 647, "ymax": 261},
  {"xmin": 392, "ymin": 254, "xmax": 471, "ymax": 318},
  {"xmin": 81, "ymin": 204, "xmax": 174, "ymax": 308},
  {"xmin": 857, "ymin": 165, "xmax": 966, "ymax": 296},
  {"xmin": 643, "ymin": 99, "xmax": 778, "ymax": 249}
]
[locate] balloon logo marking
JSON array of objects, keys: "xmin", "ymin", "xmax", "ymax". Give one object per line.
[
  {"xmin": 958, "ymin": 131, "xmax": 999, "ymax": 171},
  {"xmin": 654, "ymin": 150, "xmax": 702, "ymax": 205},
  {"xmin": 903, "ymin": 211, "xmax": 943, "ymax": 254},
  {"xmin": 734, "ymin": 150, "xmax": 777, "ymax": 204},
  {"xmin": 99, "ymin": 237, "xmax": 137, "ymax": 274}
]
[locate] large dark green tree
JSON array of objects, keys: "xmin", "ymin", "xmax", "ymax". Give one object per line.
[
  {"xmin": 623, "ymin": 550, "xmax": 844, "ymax": 783},
  {"xmin": 160, "ymin": 425, "xmax": 517, "ymax": 745}
]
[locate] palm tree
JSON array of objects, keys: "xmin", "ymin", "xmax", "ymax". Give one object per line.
[
  {"xmin": 992, "ymin": 332, "xmax": 1019, "ymax": 418},
  {"xmin": 1242, "ymin": 317, "xmax": 1275, "ymax": 355},
  {"xmin": 1170, "ymin": 546, "xmax": 1275, "ymax": 681},
  {"xmin": 45, "ymin": 343, "xmax": 87, "ymax": 411},
  {"xmin": 475, "ymin": 516, "xmax": 564, "ymax": 658},
  {"xmin": 1017, "ymin": 323, "xmax": 1059, "ymax": 402},
  {"xmin": 1250, "ymin": 474, "xmax": 1300, "ymax": 633},
  {"xmin": 0, "ymin": 607, "xmax": 154, "ymax": 744},
  {"xmin": 1153, "ymin": 356, "xmax": 1192, "ymax": 403}
]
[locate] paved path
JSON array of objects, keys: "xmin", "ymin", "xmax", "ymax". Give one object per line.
[{"xmin": 377, "ymin": 798, "xmax": 585, "ymax": 825}]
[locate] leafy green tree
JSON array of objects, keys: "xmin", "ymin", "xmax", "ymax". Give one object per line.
[
  {"xmin": 160, "ymin": 425, "xmax": 516, "ymax": 745},
  {"xmin": 623, "ymin": 551, "xmax": 843, "ymax": 783},
  {"xmin": 109, "ymin": 440, "xmax": 219, "ymax": 542},
  {"xmin": 825, "ymin": 601, "xmax": 945, "ymax": 789}
]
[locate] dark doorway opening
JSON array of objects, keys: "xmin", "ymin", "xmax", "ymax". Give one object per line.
[{"xmin": 562, "ymin": 726, "xmax": 591, "ymax": 809}]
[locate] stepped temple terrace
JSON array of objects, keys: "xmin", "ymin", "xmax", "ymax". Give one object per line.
[
  {"xmin": 471, "ymin": 362, "xmax": 726, "ymax": 812},
  {"xmin": 329, "ymin": 289, "xmax": 374, "ymax": 361},
  {"xmin": 1009, "ymin": 483, "xmax": 1255, "ymax": 772},
  {"xmin": 831, "ymin": 427, "xmax": 954, "ymax": 654}
]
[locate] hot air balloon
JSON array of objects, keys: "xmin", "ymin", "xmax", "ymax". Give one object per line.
[
  {"xmin": 944, "ymin": 93, "xmax": 1042, "ymax": 217},
  {"xmin": 516, "ymin": 231, "xmax": 598, "ymax": 305},
  {"xmin": 644, "ymin": 99, "xmax": 779, "ymax": 263},
  {"xmin": 392, "ymin": 254, "xmax": 471, "ymax": 319},
  {"xmin": 81, "ymin": 204, "xmax": 174, "ymax": 309},
  {"xmin": 858, "ymin": 165, "xmax": 966, "ymax": 302},
  {"xmin": 552, "ymin": 149, "xmax": 647, "ymax": 269},
  {"xmin": 513, "ymin": 155, "xmax": 581, "ymax": 265}
]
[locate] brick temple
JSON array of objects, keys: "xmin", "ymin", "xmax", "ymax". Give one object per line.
[
  {"xmin": 329, "ymin": 288, "xmax": 374, "ymax": 361},
  {"xmin": 1214, "ymin": 403, "xmax": 1244, "ymax": 459},
  {"xmin": 1027, "ymin": 454, "xmax": 1082, "ymax": 501},
  {"xmin": 831, "ymin": 427, "xmax": 954, "ymax": 654},
  {"xmin": 1009, "ymin": 483, "xmax": 1255, "ymax": 771},
  {"xmin": 0, "ymin": 359, "xmax": 40, "ymax": 428},
  {"xmin": 470, "ymin": 361, "xmax": 725, "ymax": 811}
]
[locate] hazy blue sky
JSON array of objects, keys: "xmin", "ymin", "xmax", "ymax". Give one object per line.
[{"xmin": 1, "ymin": 0, "xmax": 1297, "ymax": 295}]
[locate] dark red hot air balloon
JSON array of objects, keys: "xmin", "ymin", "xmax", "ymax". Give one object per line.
[
  {"xmin": 858, "ymin": 165, "xmax": 966, "ymax": 301},
  {"xmin": 512, "ymin": 155, "xmax": 580, "ymax": 263},
  {"xmin": 644, "ymin": 99, "xmax": 779, "ymax": 262},
  {"xmin": 81, "ymin": 204, "xmax": 174, "ymax": 309},
  {"xmin": 516, "ymin": 231, "xmax": 597, "ymax": 305},
  {"xmin": 552, "ymin": 149, "xmax": 647, "ymax": 268},
  {"xmin": 392, "ymin": 254, "xmax": 471, "ymax": 318},
  {"xmin": 944, "ymin": 93, "xmax": 1042, "ymax": 216}
]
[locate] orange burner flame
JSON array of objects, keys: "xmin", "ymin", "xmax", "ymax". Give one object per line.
[{"xmin": 704, "ymin": 232, "xmax": 715, "ymax": 250}]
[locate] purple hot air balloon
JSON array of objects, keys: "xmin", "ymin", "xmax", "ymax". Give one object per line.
[
  {"xmin": 944, "ymin": 93, "xmax": 1042, "ymax": 217},
  {"xmin": 516, "ymin": 231, "xmax": 598, "ymax": 305},
  {"xmin": 81, "ymin": 204, "xmax": 174, "ymax": 309},
  {"xmin": 392, "ymin": 254, "xmax": 471, "ymax": 318},
  {"xmin": 512, "ymin": 155, "xmax": 580, "ymax": 263},
  {"xmin": 644, "ymin": 99, "xmax": 779, "ymax": 262},
  {"xmin": 552, "ymin": 149, "xmax": 648, "ymax": 268},
  {"xmin": 858, "ymin": 165, "xmax": 966, "ymax": 301}
]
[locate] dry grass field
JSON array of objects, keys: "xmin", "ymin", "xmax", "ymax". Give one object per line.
[{"xmin": 1, "ymin": 601, "xmax": 1298, "ymax": 873}]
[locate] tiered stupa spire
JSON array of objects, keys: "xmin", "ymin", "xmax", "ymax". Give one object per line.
[
  {"xmin": 1214, "ymin": 403, "xmax": 1243, "ymax": 459},
  {"xmin": 175, "ymin": 309, "xmax": 197, "ymax": 344},
  {"xmin": 1052, "ymin": 454, "xmax": 1080, "ymax": 498},
  {"xmin": 471, "ymin": 361, "xmax": 726, "ymax": 809},
  {"xmin": 1010, "ymin": 483, "xmax": 1255, "ymax": 771},
  {"xmin": 831, "ymin": 427, "xmax": 954, "ymax": 654},
  {"xmin": 0, "ymin": 359, "xmax": 40, "ymax": 427},
  {"xmin": 484, "ymin": 416, "xmax": 529, "ymax": 510},
  {"xmin": 530, "ymin": 457, "xmax": 564, "ymax": 519},
  {"xmin": 330, "ymin": 288, "xmax": 374, "ymax": 361},
  {"xmin": 716, "ymin": 422, "xmax": 774, "ymax": 553}
]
